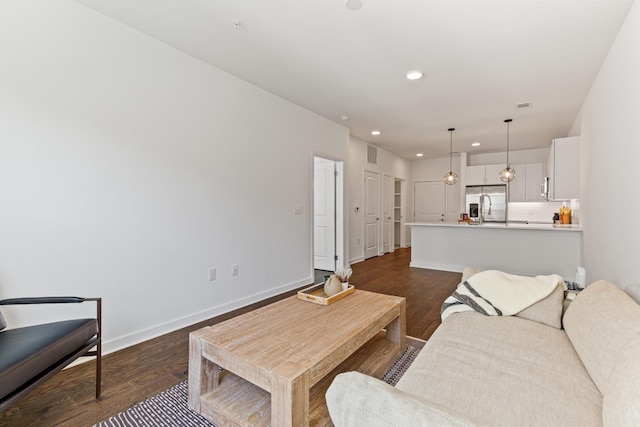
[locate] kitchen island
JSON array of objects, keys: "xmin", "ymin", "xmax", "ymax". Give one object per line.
[{"xmin": 409, "ymin": 222, "xmax": 582, "ymax": 280}]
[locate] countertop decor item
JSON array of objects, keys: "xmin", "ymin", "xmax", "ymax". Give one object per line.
[
  {"xmin": 443, "ymin": 128, "xmax": 458, "ymax": 185},
  {"xmin": 499, "ymin": 119, "xmax": 517, "ymax": 182}
]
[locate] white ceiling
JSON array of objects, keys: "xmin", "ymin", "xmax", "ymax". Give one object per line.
[{"xmin": 74, "ymin": 0, "xmax": 633, "ymax": 159}]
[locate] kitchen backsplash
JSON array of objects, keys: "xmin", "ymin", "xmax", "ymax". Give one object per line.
[{"xmin": 508, "ymin": 201, "xmax": 578, "ymax": 224}]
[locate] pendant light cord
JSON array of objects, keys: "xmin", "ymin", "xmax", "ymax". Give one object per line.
[
  {"xmin": 504, "ymin": 119, "xmax": 512, "ymax": 167},
  {"xmin": 448, "ymin": 128, "xmax": 455, "ymax": 171}
]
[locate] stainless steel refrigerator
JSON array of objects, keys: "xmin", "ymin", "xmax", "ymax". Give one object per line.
[{"xmin": 465, "ymin": 185, "xmax": 507, "ymax": 223}]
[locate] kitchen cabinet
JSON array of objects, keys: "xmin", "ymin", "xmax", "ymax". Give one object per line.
[
  {"xmin": 508, "ymin": 163, "xmax": 526, "ymax": 202},
  {"xmin": 525, "ymin": 163, "xmax": 545, "ymax": 202},
  {"xmin": 508, "ymin": 163, "xmax": 545, "ymax": 202},
  {"xmin": 466, "ymin": 164, "xmax": 506, "ymax": 186},
  {"xmin": 546, "ymin": 137, "xmax": 580, "ymax": 201}
]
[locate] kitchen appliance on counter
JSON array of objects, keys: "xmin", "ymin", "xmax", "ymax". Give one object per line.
[{"xmin": 466, "ymin": 185, "xmax": 507, "ymax": 223}]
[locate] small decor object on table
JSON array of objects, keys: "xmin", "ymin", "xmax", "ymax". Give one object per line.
[
  {"xmin": 335, "ymin": 265, "xmax": 353, "ymax": 290},
  {"xmin": 324, "ymin": 275, "xmax": 343, "ymax": 297},
  {"xmin": 297, "ymin": 282, "xmax": 355, "ymax": 305}
]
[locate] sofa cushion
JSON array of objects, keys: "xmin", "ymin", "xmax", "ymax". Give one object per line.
[
  {"xmin": 396, "ymin": 312, "xmax": 602, "ymax": 427},
  {"xmin": 516, "ymin": 283, "xmax": 565, "ymax": 328},
  {"xmin": 460, "ymin": 267, "xmax": 565, "ymax": 328},
  {"xmin": 602, "ymin": 334, "xmax": 640, "ymax": 427},
  {"xmin": 563, "ymin": 280, "xmax": 640, "ymax": 394},
  {"xmin": 327, "ymin": 371, "xmax": 482, "ymax": 427},
  {"xmin": 0, "ymin": 319, "xmax": 98, "ymax": 400}
]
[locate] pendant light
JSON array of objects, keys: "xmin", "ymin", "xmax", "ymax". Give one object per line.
[
  {"xmin": 499, "ymin": 119, "xmax": 516, "ymax": 182},
  {"xmin": 444, "ymin": 128, "xmax": 458, "ymax": 185}
]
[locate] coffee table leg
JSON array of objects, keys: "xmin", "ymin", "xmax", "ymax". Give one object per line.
[
  {"xmin": 385, "ymin": 300, "xmax": 407, "ymax": 345},
  {"xmin": 271, "ymin": 362, "xmax": 310, "ymax": 427},
  {"xmin": 188, "ymin": 330, "xmax": 220, "ymax": 412}
]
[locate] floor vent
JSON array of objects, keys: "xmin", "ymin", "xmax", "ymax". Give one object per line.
[{"xmin": 367, "ymin": 144, "xmax": 378, "ymax": 164}]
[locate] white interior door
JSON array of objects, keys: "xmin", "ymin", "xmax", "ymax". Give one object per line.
[
  {"xmin": 314, "ymin": 158, "xmax": 336, "ymax": 271},
  {"xmin": 383, "ymin": 175, "xmax": 393, "ymax": 253},
  {"xmin": 364, "ymin": 171, "xmax": 380, "ymax": 259},
  {"xmin": 414, "ymin": 181, "xmax": 445, "ymax": 222}
]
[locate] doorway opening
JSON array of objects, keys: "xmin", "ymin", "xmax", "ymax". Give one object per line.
[{"xmin": 313, "ymin": 156, "xmax": 344, "ymax": 282}]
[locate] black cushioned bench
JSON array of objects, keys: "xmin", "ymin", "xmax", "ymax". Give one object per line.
[{"xmin": 0, "ymin": 297, "xmax": 101, "ymax": 413}]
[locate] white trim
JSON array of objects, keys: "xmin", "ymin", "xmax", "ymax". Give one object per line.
[
  {"xmin": 102, "ymin": 277, "xmax": 311, "ymax": 356},
  {"xmin": 409, "ymin": 261, "xmax": 464, "ymax": 273},
  {"xmin": 335, "ymin": 161, "xmax": 345, "ymax": 268},
  {"xmin": 363, "ymin": 169, "xmax": 381, "ymax": 259},
  {"xmin": 311, "ymin": 153, "xmax": 346, "ymax": 273}
]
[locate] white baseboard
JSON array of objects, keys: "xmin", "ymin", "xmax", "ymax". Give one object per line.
[
  {"xmin": 101, "ymin": 277, "xmax": 312, "ymax": 357},
  {"xmin": 409, "ymin": 261, "xmax": 464, "ymax": 273},
  {"xmin": 349, "ymin": 256, "xmax": 365, "ymax": 264}
]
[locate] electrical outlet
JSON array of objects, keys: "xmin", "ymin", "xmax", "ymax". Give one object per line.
[
  {"xmin": 208, "ymin": 268, "xmax": 216, "ymax": 281},
  {"xmin": 232, "ymin": 264, "xmax": 239, "ymax": 276}
]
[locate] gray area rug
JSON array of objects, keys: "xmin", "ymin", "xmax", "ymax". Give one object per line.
[{"xmin": 95, "ymin": 344, "xmax": 421, "ymax": 427}]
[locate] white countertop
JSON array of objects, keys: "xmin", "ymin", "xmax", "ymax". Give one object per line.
[{"xmin": 407, "ymin": 221, "xmax": 582, "ymax": 232}]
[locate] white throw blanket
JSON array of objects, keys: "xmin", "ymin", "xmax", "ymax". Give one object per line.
[{"xmin": 441, "ymin": 270, "xmax": 565, "ymax": 321}]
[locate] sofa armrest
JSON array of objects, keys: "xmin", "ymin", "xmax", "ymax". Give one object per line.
[{"xmin": 326, "ymin": 371, "xmax": 482, "ymax": 427}]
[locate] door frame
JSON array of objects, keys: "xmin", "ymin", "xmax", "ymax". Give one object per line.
[
  {"xmin": 383, "ymin": 174, "xmax": 394, "ymax": 254},
  {"xmin": 312, "ymin": 154, "xmax": 345, "ymax": 275},
  {"xmin": 394, "ymin": 178, "xmax": 407, "ymax": 248},
  {"xmin": 363, "ymin": 169, "xmax": 381, "ymax": 259}
]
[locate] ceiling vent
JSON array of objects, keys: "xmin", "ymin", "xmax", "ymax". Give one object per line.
[
  {"xmin": 367, "ymin": 145, "xmax": 378, "ymax": 164},
  {"xmin": 516, "ymin": 101, "xmax": 532, "ymax": 110}
]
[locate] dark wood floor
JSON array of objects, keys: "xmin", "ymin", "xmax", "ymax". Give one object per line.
[{"xmin": 0, "ymin": 248, "xmax": 460, "ymax": 426}]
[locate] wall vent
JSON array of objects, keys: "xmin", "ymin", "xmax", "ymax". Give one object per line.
[
  {"xmin": 516, "ymin": 101, "xmax": 532, "ymax": 109},
  {"xmin": 367, "ymin": 144, "xmax": 378, "ymax": 164}
]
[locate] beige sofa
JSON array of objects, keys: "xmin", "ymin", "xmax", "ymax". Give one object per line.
[{"xmin": 326, "ymin": 280, "xmax": 640, "ymax": 426}]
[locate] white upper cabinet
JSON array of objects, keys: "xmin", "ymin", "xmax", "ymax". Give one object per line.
[
  {"xmin": 484, "ymin": 164, "xmax": 506, "ymax": 185},
  {"xmin": 525, "ymin": 163, "xmax": 545, "ymax": 202},
  {"xmin": 508, "ymin": 163, "xmax": 526, "ymax": 202},
  {"xmin": 466, "ymin": 164, "xmax": 506, "ymax": 186},
  {"xmin": 547, "ymin": 137, "xmax": 580, "ymax": 201},
  {"xmin": 466, "ymin": 165, "xmax": 486, "ymax": 186},
  {"xmin": 508, "ymin": 163, "xmax": 545, "ymax": 202}
]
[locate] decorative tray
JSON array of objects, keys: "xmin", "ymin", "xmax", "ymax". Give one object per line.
[{"xmin": 297, "ymin": 283, "xmax": 355, "ymax": 305}]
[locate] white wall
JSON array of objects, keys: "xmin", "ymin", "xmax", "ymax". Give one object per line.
[
  {"xmin": 0, "ymin": 1, "xmax": 349, "ymax": 353},
  {"xmin": 576, "ymin": 1, "xmax": 640, "ymax": 293},
  {"xmin": 348, "ymin": 137, "xmax": 411, "ymax": 263}
]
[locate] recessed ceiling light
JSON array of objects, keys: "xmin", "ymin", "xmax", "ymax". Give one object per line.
[
  {"xmin": 406, "ymin": 71, "xmax": 423, "ymax": 80},
  {"xmin": 371, "ymin": 130, "xmax": 381, "ymax": 135},
  {"xmin": 338, "ymin": 114, "xmax": 349, "ymax": 121},
  {"xmin": 416, "ymin": 153, "xmax": 424, "ymax": 157},
  {"xmin": 472, "ymin": 142, "xmax": 481, "ymax": 147},
  {"xmin": 345, "ymin": 0, "xmax": 363, "ymax": 11}
]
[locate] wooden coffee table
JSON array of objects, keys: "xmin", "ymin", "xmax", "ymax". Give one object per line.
[{"xmin": 188, "ymin": 289, "xmax": 406, "ymax": 426}]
